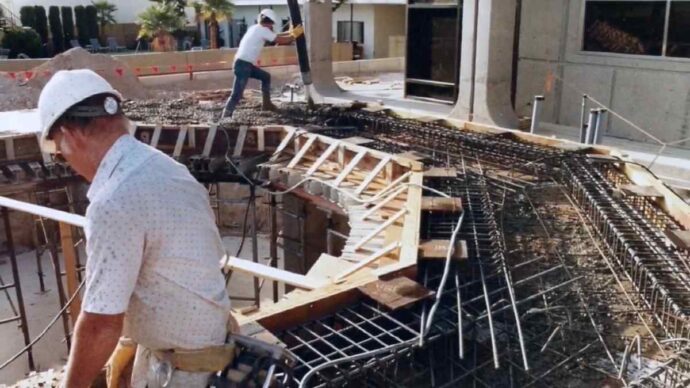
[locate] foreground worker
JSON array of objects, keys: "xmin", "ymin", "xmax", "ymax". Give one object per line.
[
  {"xmin": 221, "ymin": 9, "xmax": 304, "ymax": 118},
  {"xmin": 38, "ymin": 69, "xmax": 236, "ymax": 387}
]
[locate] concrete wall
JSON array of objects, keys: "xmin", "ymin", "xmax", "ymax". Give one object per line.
[
  {"xmin": 373, "ymin": 4, "xmax": 405, "ymax": 58},
  {"xmin": 515, "ymin": 0, "xmax": 690, "ymax": 147}
]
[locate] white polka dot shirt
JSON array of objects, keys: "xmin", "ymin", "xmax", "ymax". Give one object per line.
[{"xmin": 84, "ymin": 134, "xmax": 231, "ymax": 351}]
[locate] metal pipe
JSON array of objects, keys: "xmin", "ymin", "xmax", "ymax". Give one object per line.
[
  {"xmin": 286, "ymin": 0, "xmax": 313, "ymax": 105},
  {"xmin": 2, "ymin": 207, "xmax": 34, "ymax": 370},
  {"xmin": 269, "ymin": 195, "xmax": 279, "ymax": 303},
  {"xmin": 585, "ymin": 109, "xmax": 600, "ymax": 144},
  {"xmin": 592, "ymin": 108, "xmax": 607, "ymax": 145},
  {"xmin": 529, "ymin": 95, "xmax": 544, "ymax": 134},
  {"xmin": 579, "ymin": 94, "xmax": 588, "ymax": 143}
]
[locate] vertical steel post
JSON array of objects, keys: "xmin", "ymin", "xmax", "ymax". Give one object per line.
[
  {"xmin": 2, "ymin": 207, "xmax": 34, "ymax": 369},
  {"xmin": 269, "ymin": 194, "xmax": 279, "ymax": 303},
  {"xmin": 579, "ymin": 94, "xmax": 588, "ymax": 143},
  {"xmin": 585, "ymin": 109, "xmax": 599, "ymax": 145},
  {"xmin": 529, "ymin": 95, "xmax": 545, "ymax": 133},
  {"xmin": 250, "ymin": 185, "xmax": 260, "ymax": 308},
  {"xmin": 592, "ymin": 108, "xmax": 607, "ymax": 145}
]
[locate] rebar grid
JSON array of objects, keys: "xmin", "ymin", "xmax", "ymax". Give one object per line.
[
  {"xmin": 263, "ymin": 109, "xmax": 689, "ymax": 387},
  {"xmin": 562, "ymin": 159, "xmax": 690, "ymax": 339}
]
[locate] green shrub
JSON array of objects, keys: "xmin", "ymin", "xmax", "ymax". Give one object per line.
[
  {"xmin": 1, "ymin": 27, "xmax": 42, "ymax": 58},
  {"xmin": 61, "ymin": 6, "xmax": 75, "ymax": 47},
  {"xmin": 34, "ymin": 6, "xmax": 49, "ymax": 45},
  {"xmin": 49, "ymin": 6, "xmax": 64, "ymax": 53},
  {"xmin": 19, "ymin": 6, "xmax": 35, "ymax": 29},
  {"xmin": 74, "ymin": 5, "xmax": 88, "ymax": 45},
  {"xmin": 85, "ymin": 5, "xmax": 99, "ymax": 41}
]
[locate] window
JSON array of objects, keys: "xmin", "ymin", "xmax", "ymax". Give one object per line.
[
  {"xmin": 668, "ymin": 1, "xmax": 690, "ymax": 57},
  {"xmin": 337, "ymin": 21, "xmax": 364, "ymax": 43},
  {"xmin": 583, "ymin": 0, "xmax": 690, "ymax": 58}
]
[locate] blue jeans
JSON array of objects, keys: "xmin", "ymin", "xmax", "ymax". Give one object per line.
[{"xmin": 222, "ymin": 59, "xmax": 271, "ymax": 117}]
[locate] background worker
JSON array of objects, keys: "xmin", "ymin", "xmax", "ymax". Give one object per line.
[
  {"xmin": 38, "ymin": 69, "xmax": 236, "ymax": 387},
  {"xmin": 221, "ymin": 9, "xmax": 304, "ymax": 119}
]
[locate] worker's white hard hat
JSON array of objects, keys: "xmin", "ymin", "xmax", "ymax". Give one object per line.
[
  {"xmin": 38, "ymin": 69, "xmax": 122, "ymax": 153},
  {"xmin": 258, "ymin": 9, "xmax": 278, "ymax": 24}
]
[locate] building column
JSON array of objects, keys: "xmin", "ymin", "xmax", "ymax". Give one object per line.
[
  {"xmin": 450, "ymin": 0, "xmax": 519, "ymax": 128},
  {"xmin": 303, "ymin": 0, "xmax": 341, "ymax": 95}
]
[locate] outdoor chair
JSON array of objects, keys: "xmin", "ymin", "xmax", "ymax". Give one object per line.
[
  {"xmin": 89, "ymin": 38, "xmax": 108, "ymax": 53},
  {"xmin": 107, "ymin": 37, "xmax": 126, "ymax": 52}
]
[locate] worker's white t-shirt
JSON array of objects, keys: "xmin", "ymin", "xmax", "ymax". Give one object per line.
[
  {"xmin": 83, "ymin": 134, "xmax": 231, "ymax": 386},
  {"xmin": 235, "ymin": 24, "xmax": 277, "ymax": 64}
]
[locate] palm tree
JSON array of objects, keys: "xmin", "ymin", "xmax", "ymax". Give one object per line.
[
  {"xmin": 193, "ymin": 0, "xmax": 233, "ymax": 49},
  {"xmin": 91, "ymin": 0, "xmax": 116, "ymax": 41},
  {"xmin": 137, "ymin": 2, "xmax": 184, "ymax": 51}
]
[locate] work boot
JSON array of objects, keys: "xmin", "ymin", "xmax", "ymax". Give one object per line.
[{"xmin": 262, "ymin": 95, "xmax": 278, "ymax": 111}]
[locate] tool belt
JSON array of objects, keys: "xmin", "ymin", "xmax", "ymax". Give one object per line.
[{"xmin": 152, "ymin": 343, "xmax": 237, "ymax": 373}]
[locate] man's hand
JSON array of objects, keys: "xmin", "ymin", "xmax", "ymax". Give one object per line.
[
  {"xmin": 63, "ymin": 312, "xmax": 124, "ymax": 388},
  {"xmin": 289, "ymin": 24, "xmax": 304, "ymax": 39}
]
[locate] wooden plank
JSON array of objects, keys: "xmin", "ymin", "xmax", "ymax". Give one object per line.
[
  {"xmin": 619, "ymin": 184, "xmax": 664, "ymax": 198},
  {"xmin": 419, "ymin": 239, "xmax": 468, "ymax": 260},
  {"xmin": 397, "ymin": 172, "xmax": 423, "ymax": 267},
  {"xmin": 172, "ymin": 126, "xmax": 188, "ymax": 158},
  {"xmin": 287, "ymin": 135, "xmax": 316, "ymax": 168},
  {"xmin": 396, "ymin": 151, "xmax": 427, "ymax": 161},
  {"xmin": 421, "ymin": 197, "xmax": 463, "ymax": 212},
  {"xmin": 335, "ymin": 242, "xmax": 400, "ymax": 282},
  {"xmin": 358, "ymin": 277, "xmax": 433, "ymax": 310},
  {"xmin": 424, "ymin": 167, "xmax": 457, "ymax": 178},
  {"xmin": 269, "ymin": 128, "xmax": 297, "ymax": 162},
  {"xmin": 306, "ymin": 141, "xmax": 339, "ymax": 176},
  {"xmin": 355, "ymin": 156, "xmax": 391, "ymax": 195},
  {"xmin": 306, "ymin": 253, "xmax": 352, "ymax": 280},
  {"xmin": 233, "ymin": 125, "xmax": 249, "ymax": 157},
  {"xmin": 665, "ymin": 230, "xmax": 690, "ymax": 251},
  {"xmin": 257, "ymin": 127, "xmax": 265, "ymax": 151},
  {"xmin": 360, "ymin": 186, "xmax": 407, "ymax": 221},
  {"xmin": 354, "ymin": 209, "xmax": 407, "ymax": 251},
  {"xmin": 0, "ymin": 196, "xmax": 86, "ymax": 227},
  {"xmin": 150, "ymin": 125, "xmax": 162, "ymax": 148},
  {"xmin": 202, "ymin": 124, "xmax": 218, "ymax": 157},
  {"xmin": 334, "ymin": 150, "xmax": 367, "ymax": 187},
  {"xmin": 343, "ymin": 136, "xmax": 373, "ymax": 145},
  {"xmin": 221, "ymin": 256, "xmax": 328, "ymax": 290},
  {"xmin": 59, "ymin": 222, "xmax": 82, "ymax": 323}
]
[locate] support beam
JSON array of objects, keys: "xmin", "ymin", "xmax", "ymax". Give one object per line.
[
  {"xmin": 450, "ymin": 0, "xmax": 519, "ymax": 128},
  {"xmin": 221, "ymin": 256, "xmax": 328, "ymax": 290}
]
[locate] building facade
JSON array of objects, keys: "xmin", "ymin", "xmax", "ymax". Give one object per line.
[{"xmin": 514, "ymin": 0, "xmax": 690, "ymax": 146}]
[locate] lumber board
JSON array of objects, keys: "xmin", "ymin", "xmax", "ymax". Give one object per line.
[
  {"xmin": 233, "ymin": 125, "xmax": 249, "ymax": 157},
  {"xmin": 59, "ymin": 222, "xmax": 82, "ymax": 322},
  {"xmin": 358, "ymin": 277, "xmax": 433, "ymax": 310},
  {"xmin": 421, "ymin": 197, "xmax": 463, "ymax": 212},
  {"xmin": 424, "ymin": 167, "xmax": 457, "ymax": 178},
  {"xmin": 335, "ymin": 242, "xmax": 400, "ymax": 281},
  {"xmin": 306, "ymin": 141, "xmax": 339, "ymax": 176},
  {"xmin": 172, "ymin": 125, "xmax": 188, "ymax": 158},
  {"xmin": 287, "ymin": 135, "xmax": 316, "ymax": 168},
  {"xmin": 334, "ymin": 150, "xmax": 367, "ymax": 186},
  {"xmin": 0, "ymin": 195, "xmax": 85, "ymax": 227},
  {"xmin": 221, "ymin": 256, "xmax": 328, "ymax": 290},
  {"xmin": 356, "ymin": 156, "xmax": 391, "ymax": 195},
  {"xmin": 619, "ymin": 184, "xmax": 664, "ymax": 198},
  {"xmin": 418, "ymin": 239, "xmax": 469, "ymax": 260},
  {"xmin": 202, "ymin": 124, "xmax": 218, "ymax": 157}
]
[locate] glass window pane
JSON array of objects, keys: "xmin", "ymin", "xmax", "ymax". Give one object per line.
[
  {"xmin": 336, "ymin": 21, "xmax": 364, "ymax": 43},
  {"xmin": 668, "ymin": 1, "xmax": 690, "ymax": 58},
  {"xmin": 583, "ymin": 1, "xmax": 666, "ymax": 55}
]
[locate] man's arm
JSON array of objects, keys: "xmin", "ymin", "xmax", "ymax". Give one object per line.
[
  {"xmin": 63, "ymin": 312, "xmax": 124, "ymax": 388},
  {"xmin": 273, "ymin": 32, "xmax": 294, "ymax": 46}
]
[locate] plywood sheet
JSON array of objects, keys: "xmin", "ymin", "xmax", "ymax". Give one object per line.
[{"xmin": 358, "ymin": 277, "xmax": 433, "ymax": 310}]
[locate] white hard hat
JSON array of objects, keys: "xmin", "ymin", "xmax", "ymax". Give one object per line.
[
  {"xmin": 258, "ymin": 9, "xmax": 278, "ymax": 24},
  {"xmin": 38, "ymin": 69, "xmax": 122, "ymax": 153}
]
